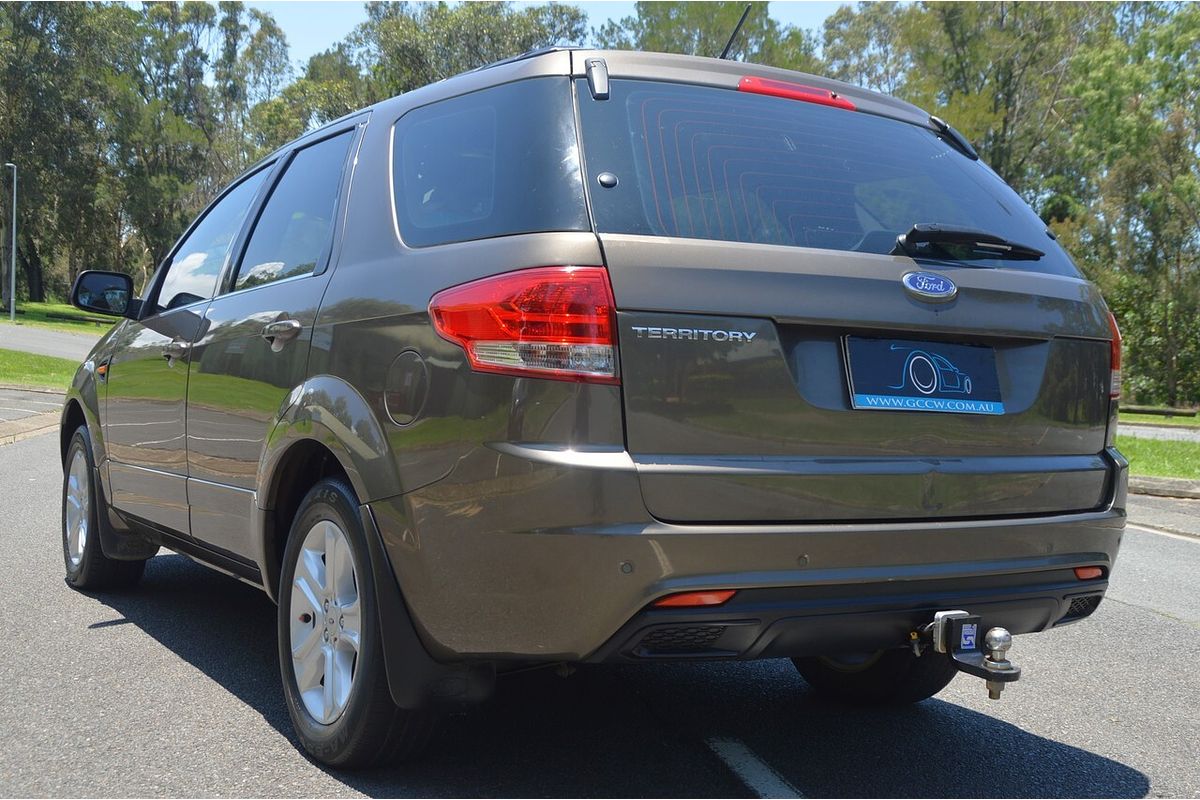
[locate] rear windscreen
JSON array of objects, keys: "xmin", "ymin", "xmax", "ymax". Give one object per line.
[
  {"xmin": 392, "ymin": 77, "xmax": 588, "ymax": 248},
  {"xmin": 577, "ymin": 79, "xmax": 1078, "ymax": 276}
]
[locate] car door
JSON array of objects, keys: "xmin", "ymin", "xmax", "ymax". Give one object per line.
[
  {"xmin": 103, "ymin": 167, "xmax": 271, "ymax": 535},
  {"xmin": 186, "ymin": 124, "xmax": 361, "ymax": 560}
]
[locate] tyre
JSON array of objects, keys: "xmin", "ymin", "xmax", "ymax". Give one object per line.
[
  {"xmin": 792, "ymin": 648, "xmax": 958, "ymax": 706},
  {"xmin": 62, "ymin": 426, "xmax": 147, "ymax": 590},
  {"xmin": 277, "ymin": 477, "xmax": 434, "ymax": 768}
]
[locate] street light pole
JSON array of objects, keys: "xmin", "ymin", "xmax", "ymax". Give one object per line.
[{"xmin": 4, "ymin": 162, "xmax": 14, "ymax": 322}]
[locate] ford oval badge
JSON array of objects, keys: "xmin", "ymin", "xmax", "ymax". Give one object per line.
[{"xmin": 902, "ymin": 271, "xmax": 957, "ymax": 302}]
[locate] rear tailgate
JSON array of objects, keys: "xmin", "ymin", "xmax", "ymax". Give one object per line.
[
  {"xmin": 605, "ymin": 236, "xmax": 1111, "ymax": 523},
  {"xmin": 577, "ymin": 71, "xmax": 1116, "ymax": 523}
]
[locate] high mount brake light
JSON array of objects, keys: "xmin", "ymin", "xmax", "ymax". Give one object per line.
[
  {"xmin": 429, "ymin": 266, "xmax": 619, "ymax": 384},
  {"xmin": 1108, "ymin": 311, "xmax": 1122, "ymax": 399},
  {"xmin": 738, "ymin": 76, "xmax": 856, "ymax": 111}
]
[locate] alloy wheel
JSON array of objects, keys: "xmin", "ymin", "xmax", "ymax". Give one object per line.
[
  {"xmin": 289, "ymin": 519, "xmax": 362, "ymax": 725},
  {"xmin": 64, "ymin": 448, "xmax": 90, "ymax": 568}
]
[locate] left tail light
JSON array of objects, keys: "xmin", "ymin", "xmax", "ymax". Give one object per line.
[{"xmin": 429, "ymin": 266, "xmax": 619, "ymax": 384}]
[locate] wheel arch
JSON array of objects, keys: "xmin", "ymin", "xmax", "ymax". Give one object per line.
[
  {"xmin": 258, "ymin": 422, "xmax": 495, "ymax": 711},
  {"xmin": 257, "ymin": 437, "xmax": 351, "ymax": 601},
  {"xmin": 255, "ymin": 375, "xmax": 402, "ymax": 600},
  {"xmin": 60, "ymin": 359, "xmax": 104, "ymax": 467},
  {"xmin": 60, "ymin": 399, "xmax": 87, "ymax": 465}
]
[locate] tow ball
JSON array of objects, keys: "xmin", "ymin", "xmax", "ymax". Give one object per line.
[{"xmin": 911, "ymin": 610, "xmax": 1021, "ymax": 700}]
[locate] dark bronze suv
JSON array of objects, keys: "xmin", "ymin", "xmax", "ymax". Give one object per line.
[{"xmin": 59, "ymin": 49, "xmax": 1126, "ymax": 767}]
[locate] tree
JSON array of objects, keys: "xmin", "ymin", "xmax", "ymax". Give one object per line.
[
  {"xmin": 0, "ymin": 2, "xmax": 132, "ymax": 300},
  {"xmin": 595, "ymin": 1, "xmax": 821, "ymax": 72},
  {"xmin": 822, "ymin": 2, "xmax": 911, "ymax": 94},
  {"xmin": 1058, "ymin": 2, "xmax": 1200, "ymax": 405},
  {"xmin": 352, "ymin": 1, "xmax": 587, "ymax": 98}
]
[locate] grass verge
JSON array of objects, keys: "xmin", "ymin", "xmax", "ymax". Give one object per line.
[
  {"xmin": 0, "ymin": 301, "xmax": 113, "ymax": 336},
  {"xmin": 1115, "ymin": 435, "xmax": 1200, "ymax": 480},
  {"xmin": 0, "ymin": 347, "xmax": 77, "ymax": 390},
  {"xmin": 1119, "ymin": 411, "xmax": 1200, "ymax": 428}
]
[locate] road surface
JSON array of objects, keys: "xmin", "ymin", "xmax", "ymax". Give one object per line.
[{"xmin": 0, "ymin": 432, "xmax": 1196, "ymax": 797}]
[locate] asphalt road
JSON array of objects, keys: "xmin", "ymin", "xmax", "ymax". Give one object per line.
[
  {"xmin": 0, "ymin": 324, "xmax": 101, "ymax": 361},
  {"xmin": 1117, "ymin": 422, "xmax": 1200, "ymax": 443},
  {"xmin": 1, "ymin": 431, "xmax": 1197, "ymax": 798}
]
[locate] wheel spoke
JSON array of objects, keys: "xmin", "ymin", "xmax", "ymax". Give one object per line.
[
  {"xmin": 322, "ymin": 644, "xmax": 336, "ymax": 721},
  {"xmin": 323, "ymin": 521, "xmax": 340, "ymax": 598},
  {"xmin": 331, "ymin": 647, "xmax": 354, "ymax": 711},
  {"xmin": 339, "ymin": 600, "xmax": 361, "ymax": 653},
  {"xmin": 293, "ymin": 631, "xmax": 324, "ymax": 692},
  {"xmin": 331, "ymin": 533, "xmax": 356, "ymax": 604},
  {"xmin": 292, "ymin": 572, "xmax": 323, "ymax": 618},
  {"xmin": 296, "ymin": 548, "xmax": 326, "ymax": 602}
]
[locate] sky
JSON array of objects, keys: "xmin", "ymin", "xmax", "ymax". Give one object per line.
[{"xmin": 245, "ymin": 1, "xmax": 849, "ymax": 69}]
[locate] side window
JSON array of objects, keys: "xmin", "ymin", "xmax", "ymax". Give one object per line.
[
  {"xmin": 156, "ymin": 169, "xmax": 268, "ymax": 313},
  {"xmin": 233, "ymin": 130, "xmax": 355, "ymax": 291},
  {"xmin": 392, "ymin": 78, "xmax": 587, "ymax": 248}
]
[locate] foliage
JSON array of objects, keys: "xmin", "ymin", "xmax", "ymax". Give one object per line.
[{"xmin": 595, "ymin": 2, "xmax": 820, "ymax": 71}]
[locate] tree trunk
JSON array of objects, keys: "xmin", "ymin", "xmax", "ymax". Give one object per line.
[{"xmin": 18, "ymin": 231, "xmax": 45, "ymax": 303}]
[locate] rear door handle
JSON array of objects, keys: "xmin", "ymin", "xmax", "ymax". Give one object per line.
[
  {"xmin": 162, "ymin": 340, "xmax": 189, "ymax": 365},
  {"xmin": 261, "ymin": 319, "xmax": 302, "ymax": 352}
]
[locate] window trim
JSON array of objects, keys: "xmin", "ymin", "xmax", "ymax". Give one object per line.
[
  {"xmin": 140, "ymin": 160, "xmax": 278, "ymax": 320},
  {"xmin": 218, "ymin": 118, "xmax": 366, "ymax": 299}
]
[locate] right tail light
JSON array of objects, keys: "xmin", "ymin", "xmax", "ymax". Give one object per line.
[{"xmin": 1108, "ymin": 311, "xmax": 1122, "ymax": 399}]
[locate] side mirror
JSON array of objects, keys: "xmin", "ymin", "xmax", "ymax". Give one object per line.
[{"xmin": 70, "ymin": 270, "xmax": 138, "ymax": 318}]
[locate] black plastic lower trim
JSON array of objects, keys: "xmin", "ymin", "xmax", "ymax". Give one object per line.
[
  {"xmin": 119, "ymin": 510, "xmax": 263, "ymax": 584},
  {"xmin": 587, "ymin": 569, "xmax": 1109, "ymax": 663}
]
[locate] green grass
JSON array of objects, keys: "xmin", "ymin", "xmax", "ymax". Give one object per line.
[
  {"xmin": 1115, "ymin": 435, "xmax": 1200, "ymax": 480},
  {"xmin": 0, "ymin": 301, "xmax": 114, "ymax": 336},
  {"xmin": 1119, "ymin": 411, "xmax": 1200, "ymax": 428},
  {"xmin": 0, "ymin": 347, "xmax": 77, "ymax": 390}
]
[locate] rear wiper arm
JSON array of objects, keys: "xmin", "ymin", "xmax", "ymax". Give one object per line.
[{"xmin": 894, "ymin": 223, "xmax": 1045, "ymax": 261}]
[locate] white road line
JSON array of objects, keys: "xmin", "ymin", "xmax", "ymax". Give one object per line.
[
  {"xmin": 705, "ymin": 738, "xmax": 802, "ymax": 798},
  {"xmin": 1127, "ymin": 523, "xmax": 1200, "ymax": 543}
]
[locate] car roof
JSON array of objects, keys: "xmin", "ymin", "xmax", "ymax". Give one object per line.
[{"xmin": 250, "ymin": 47, "xmax": 936, "ymax": 175}]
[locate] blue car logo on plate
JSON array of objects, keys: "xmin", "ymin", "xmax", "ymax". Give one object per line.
[{"xmin": 902, "ymin": 271, "xmax": 957, "ymax": 302}]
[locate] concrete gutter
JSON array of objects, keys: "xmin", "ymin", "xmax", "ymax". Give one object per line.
[
  {"xmin": 1128, "ymin": 475, "xmax": 1200, "ymax": 500},
  {"xmin": 0, "ymin": 411, "xmax": 59, "ymax": 447}
]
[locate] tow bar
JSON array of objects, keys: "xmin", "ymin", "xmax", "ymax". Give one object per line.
[{"xmin": 912, "ymin": 610, "xmax": 1021, "ymax": 700}]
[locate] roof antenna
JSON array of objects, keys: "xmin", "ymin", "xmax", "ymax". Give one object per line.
[{"xmin": 719, "ymin": 4, "xmax": 753, "ymax": 60}]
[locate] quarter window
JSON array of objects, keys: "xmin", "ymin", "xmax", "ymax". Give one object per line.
[
  {"xmin": 234, "ymin": 130, "xmax": 355, "ymax": 291},
  {"xmin": 392, "ymin": 78, "xmax": 588, "ymax": 248},
  {"xmin": 156, "ymin": 169, "xmax": 268, "ymax": 313}
]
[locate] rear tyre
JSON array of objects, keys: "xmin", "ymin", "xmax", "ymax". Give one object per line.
[
  {"xmin": 277, "ymin": 477, "xmax": 435, "ymax": 768},
  {"xmin": 792, "ymin": 648, "xmax": 958, "ymax": 706},
  {"xmin": 62, "ymin": 426, "xmax": 147, "ymax": 590}
]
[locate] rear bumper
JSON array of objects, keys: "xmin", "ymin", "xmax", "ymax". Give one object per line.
[
  {"xmin": 373, "ymin": 440, "xmax": 1126, "ymax": 661},
  {"xmin": 587, "ymin": 569, "xmax": 1108, "ymax": 663}
]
